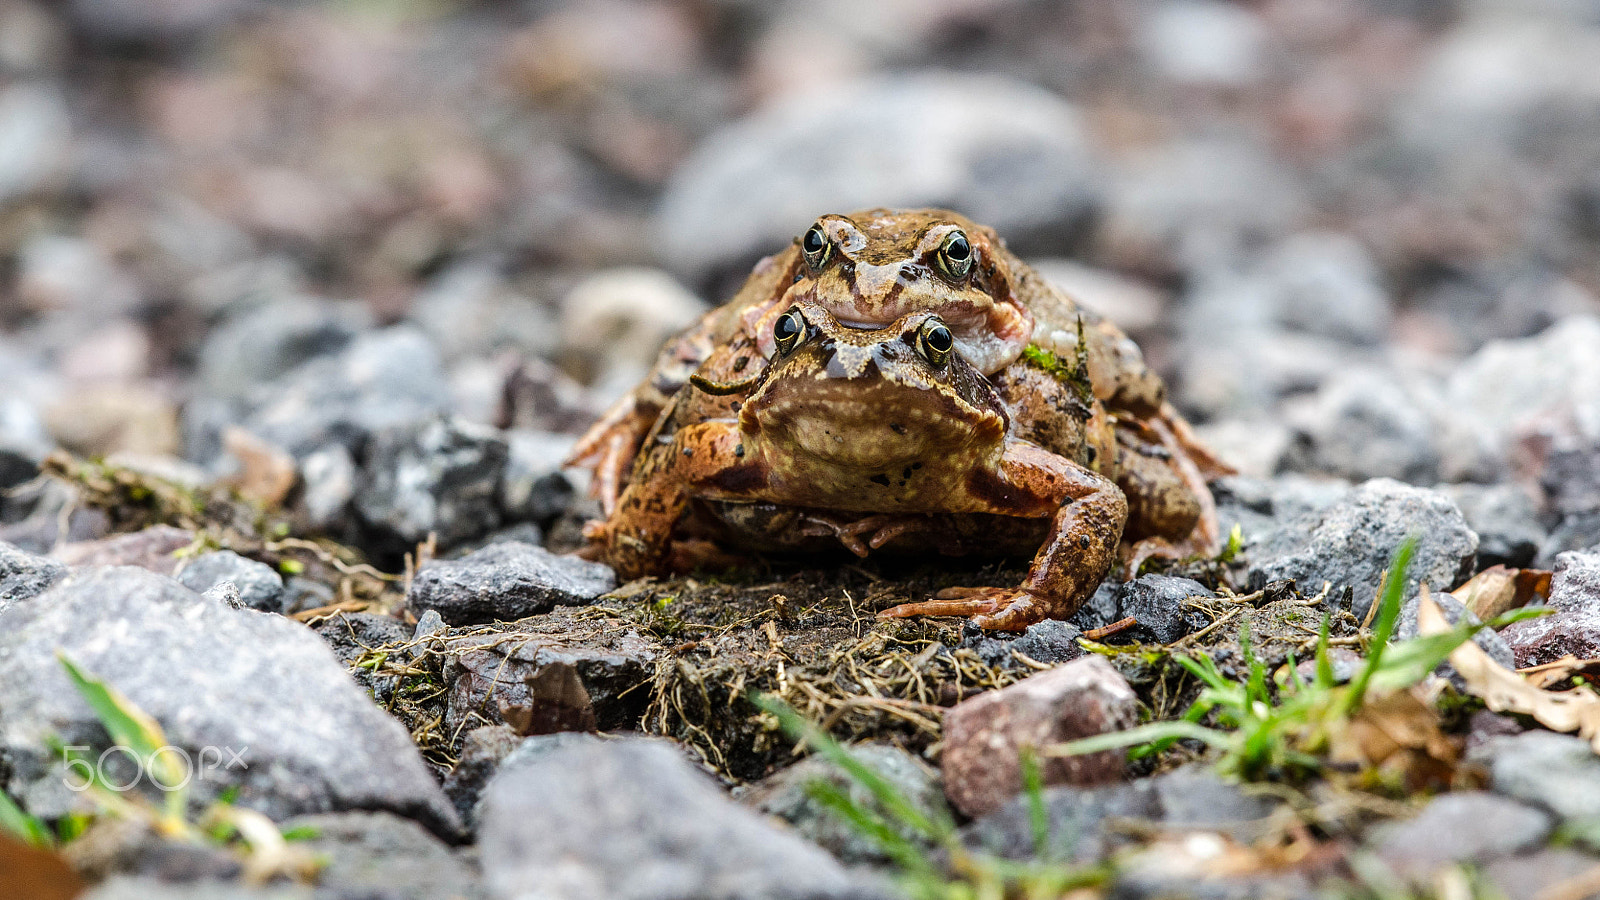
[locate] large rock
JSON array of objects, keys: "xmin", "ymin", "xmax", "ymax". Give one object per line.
[
  {"xmin": 407, "ymin": 542, "xmax": 616, "ymax": 625},
  {"xmin": 279, "ymin": 811, "xmax": 486, "ymax": 900},
  {"xmin": 0, "ymin": 540, "xmax": 65, "ymax": 616},
  {"xmin": 1499, "ymin": 551, "xmax": 1600, "ymax": 667},
  {"xmin": 478, "ymin": 734, "xmax": 890, "ymax": 900},
  {"xmin": 1248, "ymin": 478, "xmax": 1477, "ymax": 619},
  {"xmin": 941, "ymin": 656, "xmax": 1138, "ymax": 818},
  {"xmin": 658, "ymin": 72, "xmax": 1100, "ymax": 283},
  {"xmin": 0, "ymin": 567, "xmax": 460, "ymax": 839},
  {"xmin": 1479, "ymin": 731, "xmax": 1600, "ymax": 823},
  {"xmin": 1116, "ymin": 575, "xmax": 1214, "ymax": 644},
  {"xmin": 354, "ymin": 415, "xmax": 509, "ymax": 554}
]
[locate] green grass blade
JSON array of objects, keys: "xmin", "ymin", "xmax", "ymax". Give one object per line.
[
  {"xmin": 1314, "ymin": 614, "xmax": 1335, "ymax": 689},
  {"xmin": 57, "ymin": 652, "xmax": 168, "ymax": 761},
  {"xmin": 1019, "ymin": 748, "xmax": 1049, "ymax": 860},
  {"xmin": 1050, "ymin": 720, "xmax": 1233, "ymax": 757},
  {"xmin": 1345, "ymin": 536, "xmax": 1417, "ymax": 709},
  {"xmin": 0, "ymin": 788, "xmax": 53, "ymax": 848},
  {"xmin": 804, "ymin": 780, "xmax": 933, "ymax": 878}
]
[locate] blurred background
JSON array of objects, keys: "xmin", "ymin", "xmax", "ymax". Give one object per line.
[{"xmin": 2, "ymin": 0, "xmax": 1599, "ymax": 565}]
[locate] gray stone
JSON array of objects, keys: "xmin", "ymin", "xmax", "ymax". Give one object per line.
[
  {"xmin": 297, "ymin": 443, "xmax": 357, "ymax": 532},
  {"xmin": 743, "ymin": 744, "xmax": 943, "ymax": 867},
  {"xmin": 960, "ymin": 780, "xmax": 1158, "ymax": 866},
  {"xmin": 1248, "ymin": 478, "xmax": 1478, "ymax": 620},
  {"xmin": 176, "ymin": 550, "xmax": 284, "ymax": 613},
  {"xmin": 942, "ymin": 656, "xmax": 1138, "ymax": 818},
  {"xmin": 1116, "ymin": 575, "xmax": 1214, "ymax": 644},
  {"xmin": 1440, "ymin": 482, "xmax": 1547, "ymax": 570},
  {"xmin": 442, "ymin": 724, "xmax": 522, "ymax": 830},
  {"xmin": 280, "ymin": 810, "xmax": 486, "ymax": 900},
  {"xmin": 1395, "ymin": 588, "xmax": 1517, "ymax": 686},
  {"xmin": 195, "ymin": 298, "xmax": 367, "ymax": 404},
  {"xmin": 658, "ymin": 72, "xmax": 1100, "ymax": 282},
  {"xmin": 314, "ymin": 611, "xmax": 413, "ymax": 705},
  {"xmin": 355, "ymin": 415, "xmax": 509, "ymax": 554},
  {"xmin": 1482, "ymin": 848, "xmax": 1600, "ymax": 900},
  {"xmin": 238, "ymin": 326, "xmax": 451, "ymax": 459},
  {"xmin": 1368, "ymin": 792, "xmax": 1551, "ymax": 879},
  {"xmin": 1150, "ymin": 767, "xmax": 1280, "ymax": 844},
  {"xmin": 84, "ymin": 878, "xmax": 312, "ymax": 900},
  {"xmin": 407, "ymin": 542, "xmax": 616, "ymax": 625},
  {"xmin": 0, "ymin": 540, "xmax": 64, "ymax": 615},
  {"xmin": 1211, "ymin": 474, "xmax": 1350, "ymax": 552},
  {"xmin": 278, "ymin": 576, "xmax": 333, "ymax": 615},
  {"xmin": 500, "ymin": 429, "xmax": 578, "ymax": 526},
  {"xmin": 1282, "ymin": 369, "xmax": 1442, "ymax": 485},
  {"xmin": 0, "ymin": 82, "xmax": 69, "ymax": 205},
  {"xmin": 1481, "ymin": 731, "xmax": 1600, "ymax": 822},
  {"xmin": 1500, "ymin": 550, "xmax": 1600, "ymax": 667},
  {"xmin": 0, "ymin": 567, "xmax": 461, "ymax": 839},
  {"xmin": 1009, "ymin": 620, "xmax": 1087, "ymax": 665},
  {"xmin": 478, "ymin": 735, "xmax": 890, "ymax": 900},
  {"xmin": 1068, "ymin": 580, "xmax": 1121, "ymax": 632}
]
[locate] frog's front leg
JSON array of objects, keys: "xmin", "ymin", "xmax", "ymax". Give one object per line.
[
  {"xmin": 585, "ymin": 420, "xmax": 761, "ymax": 579},
  {"xmin": 878, "ymin": 441, "xmax": 1127, "ymax": 631}
]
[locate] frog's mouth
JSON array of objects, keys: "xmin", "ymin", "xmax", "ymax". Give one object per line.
[{"xmin": 742, "ymin": 338, "xmax": 1005, "ymax": 473}]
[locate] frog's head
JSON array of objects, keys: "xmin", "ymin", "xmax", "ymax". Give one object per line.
[
  {"xmin": 739, "ymin": 300, "xmax": 1009, "ymax": 495},
  {"xmin": 748, "ymin": 209, "xmax": 1034, "ymax": 375}
]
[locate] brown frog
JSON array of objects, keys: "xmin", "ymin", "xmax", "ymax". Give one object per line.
[{"xmin": 566, "ymin": 209, "xmax": 1230, "ymax": 630}]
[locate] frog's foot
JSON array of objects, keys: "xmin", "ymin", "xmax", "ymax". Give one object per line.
[
  {"xmin": 1122, "ymin": 530, "xmax": 1212, "ymax": 577},
  {"xmin": 878, "ymin": 586, "xmax": 1047, "ymax": 632},
  {"xmin": 800, "ymin": 513, "xmax": 918, "ymax": 558},
  {"xmin": 565, "ymin": 398, "xmax": 654, "ymax": 515}
]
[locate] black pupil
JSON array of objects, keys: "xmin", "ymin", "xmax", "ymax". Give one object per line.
[
  {"xmin": 926, "ymin": 325, "xmax": 952, "ymax": 352},
  {"xmin": 946, "ymin": 234, "xmax": 970, "ymax": 261},
  {"xmin": 775, "ymin": 313, "xmax": 801, "ymax": 342},
  {"xmin": 803, "ymin": 228, "xmax": 824, "ymax": 255}
]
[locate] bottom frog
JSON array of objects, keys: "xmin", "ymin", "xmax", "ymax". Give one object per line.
[{"xmin": 568, "ymin": 208, "xmax": 1230, "ymax": 630}]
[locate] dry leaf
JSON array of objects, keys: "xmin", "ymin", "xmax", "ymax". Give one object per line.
[
  {"xmin": 1448, "ymin": 565, "xmax": 1551, "ymax": 621},
  {"xmin": 1419, "ymin": 588, "xmax": 1600, "ymax": 753},
  {"xmin": 1518, "ymin": 655, "xmax": 1600, "ymax": 690},
  {"xmin": 1332, "ymin": 688, "xmax": 1459, "ymax": 789},
  {"xmin": 221, "ymin": 426, "xmax": 297, "ymax": 507}
]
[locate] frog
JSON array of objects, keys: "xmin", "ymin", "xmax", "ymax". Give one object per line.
[{"xmin": 566, "ymin": 208, "xmax": 1231, "ymax": 630}]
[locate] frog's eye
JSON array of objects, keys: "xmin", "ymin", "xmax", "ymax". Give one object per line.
[
  {"xmin": 801, "ymin": 224, "xmax": 831, "ymax": 270},
  {"xmin": 774, "ymin": 308, "xmax": 807, "ymax": 355},
  {"xmin": 935, "ymin": 230, "xmax": 973, "ymax": 280},
  {"xmin": 916, "ymin": 318, "xmax": 954, "ymax": 368}
]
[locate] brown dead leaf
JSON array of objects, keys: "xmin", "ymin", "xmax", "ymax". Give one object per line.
[
  {"xmin": 1419, "ymin": 589, "xmax": 1600, "ymax": 752},
  {"xmin": 1518, "ymin": 655, "xmax": 1600, "ymax": 690},
  {"xmin": 221, "ymin": 426, "xmax": 297, "ymax": 508},
  {"xmin": 0, "ymin": 832, "xmax": 84, "ymax": 900},
  {"xmin": 1331, "ymin": 687, "xmax": 1460, "ymax": 789},
  {"xmin": 1448, "ymin": 565, "xmax": 1551, "ymax": 621}
]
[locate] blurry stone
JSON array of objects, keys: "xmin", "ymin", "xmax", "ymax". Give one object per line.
[
  {"xmin": 1367, "ymin": 792, "xmax": 1551, "ymax": 881},
  {"xmin": 412, "ymin": 261, "xmax": 556, "ymax": 363},
  {"xmin": 1027, "ymin": 259, "xmax": 1166, "ymax": 335},
  {"xmin": 276, "ymin": 811, "xmax": 483, "ymax": 900},
  {"xmin": 444, "ymin": 614, "xmax": 657, "ymax": 736},
  {"xmin": 54, "ymin": 525, "xmax": 195, "ymax": 576},
  {"xmin": 44, "ymin": 385, "xmax": 180, "ymax": 457},
  {"xmin": 1116, "ymin": 575, "xmax": 1214, "ymax": 644},
  {"xmin": 0, "ymin": 540, "xmax": 65, "ymax": 616},
  {"xmin": 501, "ymin": 429, "xmax": 579, "ymax": 526},
  {"xmin": 0, "ymin": 480, "xmax": 109, "ymax": 552},
  {"xmin": 1255, "ymin": 232, "xmax": 1391, "ymax": 345},
  {"xmin": 62, "ymin": 817, "xmax": 241, "ymax": 884},
  {"xmin": 1139, "ymin": 0, "xmax": 1267, "ymax": 88},
  {"xmin": 66, "ymin": 0, "xmax": 261, "ymax": 42},
  {"xmin": 18, "ymin": 236, "xmax": 139, "ymax": 317},
  {"xmin": 478, "ymin": 735, "xmax": 886, "ymax": 900},
  {"xmin": 278, "ymin": 576, "xmax": 333, "ymax": 616},
  {"xmin": 659, "ymin": 72, "xmax": 1100, "ymax": 282},
  {"xmin": 1150, "ymin": 766, "xmax": 1279, "ymax": 842},
  {"xmin": 1282, "ymin": 369, "xmax": 1443, "ymax": 484},
  {"xmin": 240, "ymin": 327, "xmax": 451, "ymax": 459},
  {"xmin": 442, "ymin": 724, "xmax": 521, "ymax": 829},
  {"xmin": 84, "ymin": 878, "xmax": 311, "ymax": 900},
  {"xmin": 941, "ymin": 656, "xmax": 1138, "ymax": 818},
  {"xmin": 1482, "ymin": 848, "xmax": 1600, "ymax": 900},
  {"xmin": 1394, "ymin": 588, "xmax": 1516, "ymax": 687},
  {"xmin": 960, "ymin": 780, "xmax": 1157, "ymax": 865},
  {"xmin": 355, "ymin": 416, "xmax": 508, "ymax": 555},
  {"xmin": 496, "ymin": 356, "xmax": 604, "ymax": 434},
  {"xmin": 100, "ymin": 452, "xmax": 207, "ymax": 491},
  {"xmin": 0, "ymin": 82, "xmax": 69, "ymax": 204},
  {"xmin": 1190, "ymin": 416, "xmax": 1292, "ymax": 479},
  {"xmin": 0, "ymin": 567, "xmax": 461, "ymax": 838},
  {"xmin": 559, "ymin": 267, "xmax": 708, "ymax": 396},
  {"xmin": 1499, "ymin": 550, "xmax": 1600, "ymax": 666},
  {"xmin": 1293, "ymin": 647, "xmax": 1363, "ymax": 685},
  {"xmin": 1440, "ymin": 482, "xmax": 1547, "ymax": 569},
  {"xmin": 1247, "ymin": 478, "xmax": 1477, "ymax": 619},
  {"xmin": 1479, "ymin": 731, "xmax": 1600, "ymax": 823},
  {"xmin": 744, "ymin": 744, "xmax": 943, "ymax": 867},
  {"xmin": 196, "ymin": 298, "xmax": 365, "ymax": 403},
  {"xmin": 59, "ymin": 320, "xmax": 150, "ymax": 383},
  {"xmin": 1444, "ymin": 315, "xmax": 1600, "ymax": 469},
  {"xmin": 1539, "ymin": 512, "xmax": 1600, "ymax": 567},
  {"xmin": 1212, "ymin": 474, "xmax": 1351, "ymax": 551},
  {"xmin": 297, "ymin": 443, "xmax": 356, "ymax": 532},
  {"xmin": 408, "ymin": 542, "xmax": 615, "ymax": 625},
  {"xmin": 0, "ymin": 2, "xmax": 65, "ymax": 74},
  {"xmin": 176, "ymin": 550, "xmax": 283, "ymax": 613}
]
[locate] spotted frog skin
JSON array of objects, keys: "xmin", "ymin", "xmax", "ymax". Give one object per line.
[{"xmin": 567, "ymin": 209, "xmax": 1230, "ymax": 630}]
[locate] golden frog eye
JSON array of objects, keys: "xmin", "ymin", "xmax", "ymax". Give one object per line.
[
  {"xmin": 936, "ymin": 229, "xmax": 973, "ymax": 280},
  {"xmin": 917, "ymin": 318, "xmax": 954, "ymax": 367},
  {"xmin": 800, "ymin": 224, "xmax": 831, "ymax": 270},
  {"xmin": 773, "ymin": 307, "xmax": 806, "ymax": 355}
]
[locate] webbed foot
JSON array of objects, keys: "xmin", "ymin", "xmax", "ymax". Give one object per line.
[{"xmin": 878, "ymin": 586, "xmax": 1048, "ymax": 632}]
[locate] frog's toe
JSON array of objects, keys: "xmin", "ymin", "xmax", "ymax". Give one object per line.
[{"xmin": 878, "ymin": 586, "xmax": 1046, "ymax": 631}]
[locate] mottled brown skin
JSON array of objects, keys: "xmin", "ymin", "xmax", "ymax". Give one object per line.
[{"xmin": 567, "ymin": 209, "xmax": 1230, "ymax": 630}]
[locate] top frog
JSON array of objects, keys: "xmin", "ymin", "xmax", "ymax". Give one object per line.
[{"xmin": 567, "ymin": 209, "xmax": 1231, "ymax": 631}]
